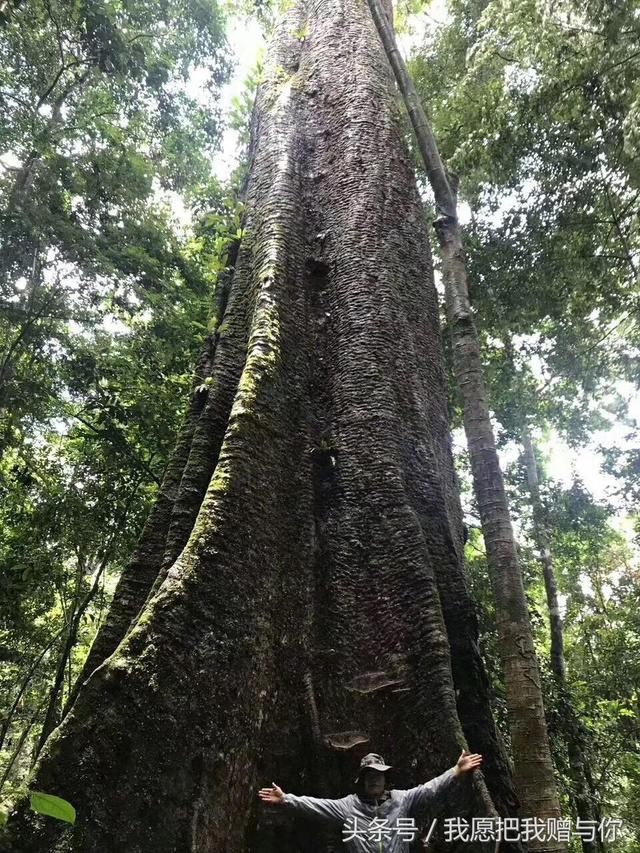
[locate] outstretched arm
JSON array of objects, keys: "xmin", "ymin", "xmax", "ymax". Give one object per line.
[
  {"xmin": 258, "ymin": 783, "xmax": 352, "ymax": 827},
  {"xmin": 402, "ymin": 751, "xmax": 482, "ymax": 816}
]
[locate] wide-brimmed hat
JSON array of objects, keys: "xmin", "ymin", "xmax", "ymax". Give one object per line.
[{"xmin": 354, "ymin": 753, "xmax": 393, "ymax": 783}]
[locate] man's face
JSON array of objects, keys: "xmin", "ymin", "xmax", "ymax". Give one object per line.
[{"xmin": 362, "ymin": 768, "xmax": 386, "ymax": 798}]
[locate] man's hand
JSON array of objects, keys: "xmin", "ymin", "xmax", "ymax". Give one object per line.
[
  {"xmin": 258, "ymin": 783, "xmax": 285, "ymax": 805},
  {"xmin": 454, "ymin": 750, "xmax": 483, "ymax": 775}
]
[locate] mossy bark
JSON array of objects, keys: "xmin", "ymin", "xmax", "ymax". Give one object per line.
[
  {"xmin": 72, "ymin": 237, "xmax": 241, "ymax": 696},
  {"xmin": 3, "ymin": 2, "xmax": 520, "ymax": 851}
]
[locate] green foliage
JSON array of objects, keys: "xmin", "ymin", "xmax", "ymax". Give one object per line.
[
  {"xmin": 30, "ymin": 791, "xmax": 75, "ymax": 824},
  {"xmin": 410, "ymin": 0, "xmax": 640, "ymax": 446},
  {"xmin": 229, "ymin": 56, "xmax": 263, "ymax": 150}
]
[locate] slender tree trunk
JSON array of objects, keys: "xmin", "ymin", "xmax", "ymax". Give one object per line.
[
  {"xmin": 34, "ymin": 634, "xmax": 73, "ymax": 760},
  {"xmin": 366, "ymin": 2, "xmax": 564, "ymax": 848},
  {"xmin": 521, "ymin": 426, "xmax": 603, "ymax": 853},
  {"xmin": 0, "ymin": 241, "xmax": 42, "ymax": 456},
  {"xmin": 55, "ymin": 473, "xmax": 147, "ymax": 717},
  {"xmin": 521, "ymin": 428, "xmax": 565, "ymax": 678},
  {"xmin": 0, "ymin": 632, "xmax": 61, "ymax": 754},
  {"xmin": 0, "ymin": 698, "xmax": 48, "ymax": 798},
  {"xmin": 2, "ymin": 3, "xmax": 520, "ymax": 851},
  {"xmin": 36, "ymin": 553, "xmax": 88, "ymax": 755}
]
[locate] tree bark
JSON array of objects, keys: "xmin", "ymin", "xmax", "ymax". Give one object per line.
[
  {"xmin": 70, "ymin": 234, "xmax": 241, "ymax": 696},
  {"xmin": 72, "ymin": 329, "xmax": 221, "ymax": 689},
  {"xmin": 521, "ymin": 426, "xmax": 603, "ymax": 853},
  {"xmin": 521, "ymin": 427, "xmax": 565, "ymax": 679},
  {"xmin": 2, "ymin": 2, "xmax": 520, "ymax": 851},
  {"xmin": 365, "ymin": 1, "xmax": 564, "ymax": 848}
]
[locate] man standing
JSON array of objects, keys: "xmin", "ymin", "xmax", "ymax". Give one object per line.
[{"xmin": 258, "ymin": 750, "xmax": 483, "ymax": 851}]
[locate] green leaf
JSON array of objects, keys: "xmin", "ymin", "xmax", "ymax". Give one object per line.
[{"xmin": 30, "ymin": 792, "xmax": 76, "ymax": 825}]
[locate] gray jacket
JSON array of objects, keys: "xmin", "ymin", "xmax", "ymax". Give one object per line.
[{"xmin": 282, "ymin": 766, "xmax": 460, "ymax": 852}]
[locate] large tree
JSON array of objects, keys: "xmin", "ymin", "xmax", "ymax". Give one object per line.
[{"xmin": 2, "ymin": 1, "xmax": 521, "ymax": 850}]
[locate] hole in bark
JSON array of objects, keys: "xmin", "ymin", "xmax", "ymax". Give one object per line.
[
  {"xmin": 344, "ymin": 671, "xmax": 406, "ymax": 694},
  {"xmin": 324, "ymin": 731, "xmax": 371, "ymax": 750},
  {"xmin": 306, "ymin": 258, "xmax": 330, "ymax": 290},
  {"xmin": 309, "ymin": 445, "xmax": 338, "ymax": 507}
]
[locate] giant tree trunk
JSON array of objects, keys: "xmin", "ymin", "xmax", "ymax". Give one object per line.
[
  {"xmin": 2, "ymin": 2, "xmax": 520, "ymax": 851},
  {"xmin": 365, "ymin": 2, "xmax": 564, "ymax": 848}
]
